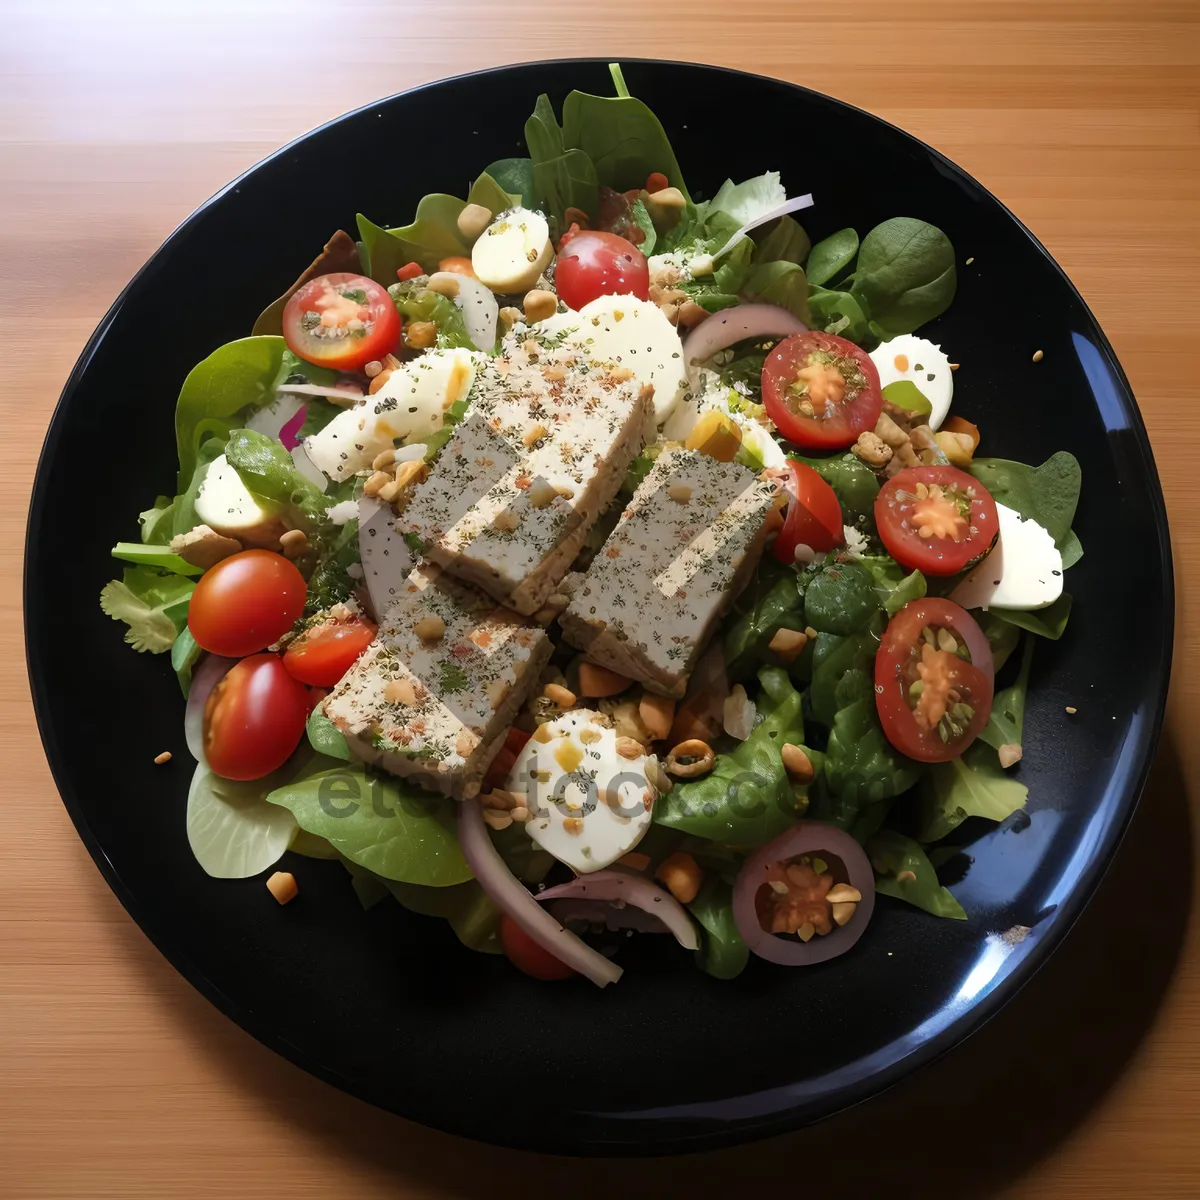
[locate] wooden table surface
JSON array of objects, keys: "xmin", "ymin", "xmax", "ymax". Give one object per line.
[{"xmin": 4, "ymin": 1, "xmax": 1199, "ymax": 1195}]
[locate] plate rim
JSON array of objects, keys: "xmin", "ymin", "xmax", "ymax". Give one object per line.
[{"xmin": 23, "ymin": 57, "xmax": 1175, "ymax": 1155}]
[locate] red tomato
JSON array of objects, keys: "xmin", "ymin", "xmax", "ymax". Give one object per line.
[
  {"xmin": 645, "ymin": 171, "xmax": 669, "ymax": 193},
  {"xmin": 282, "ymin": 272, "xmax": 401, "ymax": 372},
  {"xmin": 499, "ymin": 915, "xmax": 576, "ymax": 981},
  {"xmin": 283, "ymin": 617, "xmax": 377, "ymax": 687},
  {"xmin": 875, "ymin": 599, "xmax": 994, "ymax": 762},
  {"xmin": 438, "ymin": 256, "xmax": 476, "ymax": 278},
  {"xmin": 554, "ymin": 231, "xmax": 649, "ymax": 310},
  {"xmin": 188, "ymin": 550, "xmax": 306, "ymax": 658},
  {"xmin": 771, "ymin": 462, "xmax": 844, "ymax": 562},
  {"xmin": 762, "ymin": 332, "xmax": 882, "ymax": 449},
  {"xmin": 204, "ymin": 654, "xmax": 310, "ymax": 780},
  {"xmin": 875, "ymin": 465, "xmax": 999, "ymax": 577}
]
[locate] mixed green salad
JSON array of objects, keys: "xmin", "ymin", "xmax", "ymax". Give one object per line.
[{"xmin": 101, "ymin": 65, "xmax": 1081, "ymax": 985}]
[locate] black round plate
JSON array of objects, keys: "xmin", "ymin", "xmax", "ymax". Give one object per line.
[{"xmin": 25, "ymin": 60, "xmax": 1172, "ymax": 1155}]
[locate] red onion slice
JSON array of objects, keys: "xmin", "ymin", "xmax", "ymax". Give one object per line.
[
  {"xmin": 546, "ymin": 899, "xmax": 670, "ymax": 935},
  {"xmin": 183, "ymin": 654, "xmax": 238, "ymax": 765},
  {"xmin": 275, "ymin": 383, "xmax": 364, "ymax": 404},
  {"xmin": 733, "ymin": 822, "xmax": 876, "ymax": 966},
  {"xmin": 682, "ymin": 303, "xmax": 806, "ymax": 366},
  {"xmin": 278, "ymin": 404, "xmax": 307, "ymax": 450},
  {"xmin": 537, "ymin": 871, "xmax": 699, "ymax": 951},
  {"xmin": 457, "ymin": 798, "xmax": 622, "ymax": 987}
]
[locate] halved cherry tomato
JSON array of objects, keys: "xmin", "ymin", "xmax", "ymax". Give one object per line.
[
  {"xmin": 396, "ymin": 261, "xmax": 424, "ymax": 282},
  {"xmin": 438, "ymin": 256, "xmax": 476, "ymax": 278},
  {"xmin": 554, "ymin": 231, "xmax": 649, "ymax": 310},
  {"xmin": 499, "ymin": 915, "xmax": 576, "ymax": 981},
  {"xmin": 771, "ymin": 461, "xmax": 844, "ymax": 562},
  {"xmin": 188, "ymin": 550, "xmax": 306, "ymax": 658},
  {"xmin": 875, "ymin": 598, "xmax": 994, "ymax": 762},
  {"xmin": 204, "ymin": 654, "xmax": 310, "ymax": 780},
  {"xmin": 645, "ymin": 171, "xmax": 669, "ymax": 193},
  {"xmin": 762, "ymin": 332, "xmax": 882, "ymax": 450},
  {"xmin": 283, "ymin": 616, "xmax": 377, "ymax": 687},
  {"xmin": 875, "ymin": 465, "xmax": 998, "ymax": 577},
  {"xmin": 282, "ymin": 272, "xmax": 400, "ymax": 372}
]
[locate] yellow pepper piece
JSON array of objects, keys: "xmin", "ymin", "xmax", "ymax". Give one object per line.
[{"xmin": 685, "ymin": 410, "xmax": 743, "ymax": 463}]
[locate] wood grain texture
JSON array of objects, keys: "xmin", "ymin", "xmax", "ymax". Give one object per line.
[{"xmin": 3, "ymin": 1, "xmax": 1198, "ymax": 1195}]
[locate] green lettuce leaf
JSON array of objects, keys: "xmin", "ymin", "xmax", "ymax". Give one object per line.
[
  {"xmin": 917, "ymin": 741, "xmax": 1029, "ymax": 844},
  {"xmin": 654, "ymin": 667, "xmax": 814, "ymax": 845},
  {"xmin": 264, "ymin": 758, "xmax": 472, "ymax": 886},
  {"xmin": 99, "ymin": 566, "xmax": 193, "ymax": 654},
  {"xmin": 171, "ymin": 627, "xmax": 201, "ymax": 695},
  {"xmin": 689, "ymin": 878, "xmax": 749, "ymax": 980},
  {"xmin": 868, "ymin": 830, "xmax": 967, "ymax": 919},
  {"xmin": 110, "ymin": 542, "xmax": 201, "ymax": 577},
  {"xmin": 709, "ymin": 170, "xmax": 785, "ymax": 225},
  {"xmin": 139, "ymin": 496, "xmax": 176, "ymax": 546}
]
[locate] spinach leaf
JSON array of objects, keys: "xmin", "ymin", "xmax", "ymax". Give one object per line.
[
  {"xmin": 978, "ymin": 633, "xmax": 1034, "ymax": 754},
  {"xmin": 484, "ymin": 157, "xmax": 534, "ymax": 208},
  {"xmin": 805, "ymin": 228, "xmax": 859, "ymax": 287},
  {"xmin": 264, "ymin": 758, "xmax": 472, "ymax": 886},
  {"xmin": 655, "ymin": 667, "xmax": 813, "ymax": 845},
  {"xmin": 824, "ymin": 700, "xmax": 922, "ymax": 822},
  {"xmin": 809, "ymin": 619, "xmax": 882, "ymax": 727},
  {"xmin": 976, "ymin": 610, "xmax": 1022, "ymax": 672},
  {"xmin": 306, "ymin": 707, "xmax": 352, "ymax": 761},
  {"xmin": 917, "ymin": 741, "xmax": 1029, "ymax": 844},
  {"xmin": 689, "ymin": 878, "xmax": 750, "ymax": 980},
  {"xmin": 532, "ymin": 147, "xmax": 599, "ymax": 231},
  {"xmin": 850, "ymin": 218, "xmax": 957, "ymax": 338},
  {"xmin": 629, "ymin": 198, "xmax": 657, "ymax": 256},
  {"xmin": 1060, "ymin": 529, "xmax": 1084, "ymax": 570},
  {"xmin": 794, "ymin": 452, "xmax": 879, "ymax": 526},
  {"xmin": 489, "ymin": 820, "xmax": 555, "ymax": 884},
  {"xmin": 560, "ymin": 63, "xmax": 689, "ymax": 198},
  {"xmin": 858, "ymin": 557, "xmax": 927, "ymax": 616},
  {"xmin": 744, "ymin": 260, "xmax": 810, "ymax": 324},
  {"xmin": 384, "ymin": 877, "xmax": 502, "ymax": 954},
  {"xmin": 723, "ymin": 559, "xmax": 807, "ymax": 681},
  {"xmin": 252, "ymin": 229, "xmax": 361, "ymax": 337},
  {"xmin": 868, "ymin": 830, "xmax": 967, "ymax": 919},
  {"xmin": 804, "ymin": 561, "xmax": 878, "ymax": 635},
  {"xmin": 174, "ymin": 336, "xmax": 285, "ymax": 489},
  {"xmin": 171, "ymin": 627, "xmax": 201, "ymax": 695},
  {"xmin": 969, "ymin": 451, "xmax": 1081, "ymax": 549},
  {"xmin": 753, "ymin": 214, "xmax": 810, "ymax": 267},
  {"xmin": 991, "ymin": 593, "xmax": 1073, "ymax": 641},
  {"xmin": 99, "ymin": 566, "xmax": 194, "ymax": 654},
  {"xmin": 224, "ymin": 428, "xmax": 329, "ymax": 528},
  {"xmin": 807, "ymin": 285, "xmax": 871, "ymax": 344}
]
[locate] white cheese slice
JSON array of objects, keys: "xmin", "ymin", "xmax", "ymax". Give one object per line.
[
  {"xmin": 950, "ymin": 503, "xmax": 1064, "ymax": 611},
  {"xmin": 357, "ymin": 495, "xmax": 414, "ymax": 622},
  {"xmin": 869, "ymin": 334, "xmax": 954, "ymax": 429},
  {"xmin": 471, "ymin": 207, "xmax": 552, "ymax": 293},
  {"xmin": 303, "ymin": 349, "xmax": 479, "ymax": 482},
  {"xmin": 538, "ymin": 295, "xmax": 689, "ymax": 425},
  {"xmin": 194, "ymin": 454, "xmax": 288, "ymax": 547},
  {"xmin": 506, "ymin": 709, "xmax": 658, "ymax": 874}
]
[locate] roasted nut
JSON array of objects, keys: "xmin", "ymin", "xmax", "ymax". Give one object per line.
[
  {"xmin": 456, "ymin": 202, "xmax": 493, "ymax": 241},
  {"xmin": 677, "ymin": 300, "xmax": 709, "ymax": 329},
  {"xmin": 655, "ymin": 851, "xmax": 703, "ymax": 904},
  {"xmin": 266, "ymin": 872, "xmax": 298, "ymax": 905},
  {"xmin": 364, "ymin": 470, "xmax": 393, "ymax": 497},
  {"xmin": 523, "ymin": 288, "xmax": 558, "ymax": 323},
  {"xmin": 722, "ymin": 684, "xmax": 756, "ymax": 741},
  {"xmin": 394, "ymin": 460, "xmax": 428, "ymax": 490},
  {"xmin": 523, "ymin": 424, "xmax": 549, "ymax": 447},
  {"xmin": 544, "ymin": 683, "xmax": 576, "ymax": 709},
  {"xmin": 482, "ymin": 788, "xmax": 520, "ymax": 811},
  {"xmin": 874, "ymin": 411, "xmax": 910, "ymax": 448},
  {"xmin": 498, "ymin": 305, "xmax": 523, "ymax": 331},
  {"xmin": 426, "ymin": 272, "xmax": 461, "ymax": 299},
  {"xmin": 825, "ymin": 884, "xmax": 863, "ymax": 905},
  {"xmin": 371, "ymin": 448, "xmax": 397, "ymax": 471},
  {"xmin": 665, "ymin": 738, "xmax": 716, "ymax": 778},
  {"xmin": 647, "ymin": 186, "xmax": 687, "ymax": 209},
  {"xmin": 638, "ymin": 693, "xmax": 675, "ymax": 742},
  {"xmin": 998, "ymin": 743, "xmax": 1023, "ymax": 769},
  {"xmin": 852, "ymin": 430, "xmax": 893, "ymax": 469},
  {"xmin": 767, "ymin": 627, "xmax": 808, "ymax": 662},
  {"xmin": 614, "ymin": 736, "xmax": 644, "ymax": 760},
  {"xmin": 406, "ymin": 320, "xmax": 438, "ymax": 349},
  {"xmin": 935, "ymin": 430, "xmax": 975, "ymax": 467},
  {"xmin": 413, "ymin": 616, "xmax": 446, "ymax": 642},
  {"xmin": 578, "ymin": 661, "xmax": 632, "ymax": 698},
  {"xmin": 781, "ymin": 743, "xmax": 815, "ymax": 783},
  {"xmin": 482, "ymin": 808, "xmax": 514, "ymax": 831},
  {"xmin": 279, "ymin": 529, "xmax": 309, "ymax": 559},
  {"xmin": 527, "ymin": 478, "xmax": 558, "ymax": 508},
  {"xmin": 831, "ymin": 902, "xmax": 857, "ymax": 927},
  {"xmin": 644, "ymin": 756, "xmax": 672, "ymax": 795}
]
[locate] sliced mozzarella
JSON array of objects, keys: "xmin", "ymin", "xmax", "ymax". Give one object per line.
[
  {"xmin": 471, "ymin": 207, "xmax": 552, "ymax": 293},
  {"xmin": 869, "ymin": 335, "xmax": 954, "ymax": 429},
  {"xmin": 950, "ymin": 503, "xmax": 1064, "ymax": 611},
  {"xmin": 506, "ymin": 709, "xmax": 658, "ymax": 874},
  {"xmin": 663, "ymin": 367, "xmax": 787, "ymax": 469},
  {"xmin": 357, "ymin": 495, "xmax": 414, "ymax": 622},
  {"xmin": 290, "ymin": 444, "xmax": 328, "ymax": 490},
  {"xmin": 543, "ymin": 294, "xmax": 689, "ymax": 424},
  {"xmin": 303, "ymin": 349, "xmax": 478, "ymax": 481},
  {"xmin": 446, "ymin": 273, "xmax": 499, "ymax": 351},
  {"xmin": 194, "ymin": 453, "xmax": 288, "ymax": 547}
]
